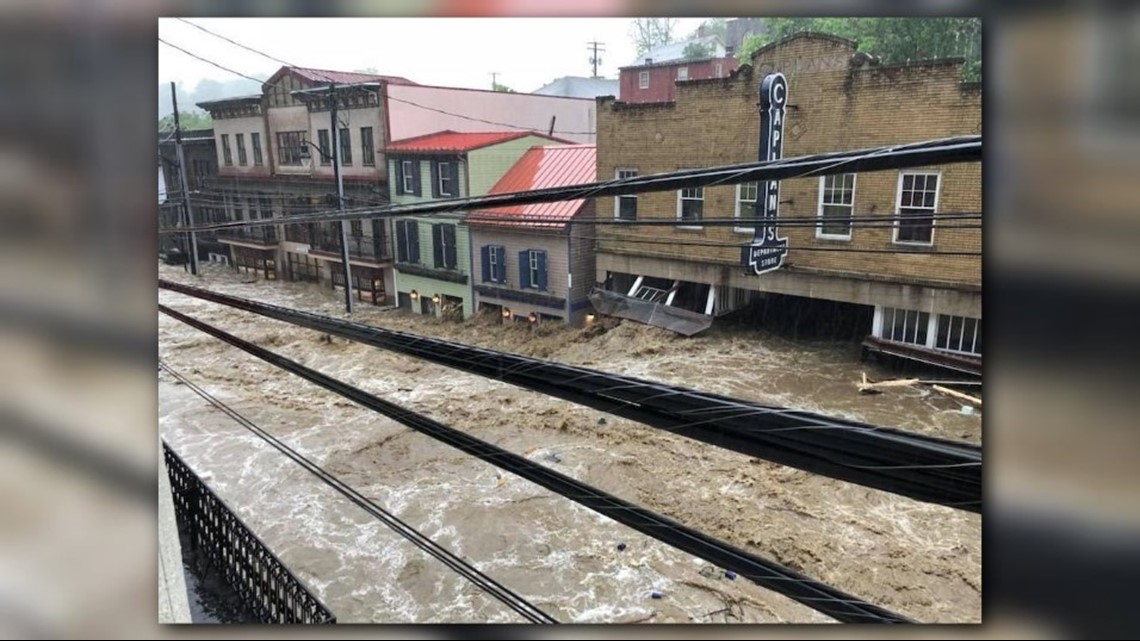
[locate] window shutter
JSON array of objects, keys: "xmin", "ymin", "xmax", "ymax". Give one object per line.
[
  {"xmin": 430, "ymin": 161, "xmax": 440, "ymax": 198},
  {"xmin": 411, "ymin": 161, "xmax": 422, "ymax": 196},
  {"xmin": 480, "ymin": 246, "xmax": 491, "ymax": 283},
  {"xmin": 432, "ymin": 224, "xmax": 444, "ymax": 268},
  {"xmin": 395, "ymin": 160, "xmax": 404, "ymax": 194},
  {"xmin": 495, "ymin": 246, "xmax": 506, "ymax": 284},
  {"xmin": 518, "ymin": 250, "xmax": 530, "ymax": 289},
  {"xmin": 536, "ymin": 251, "xmax": 548, "ymax": 291},
  {"xmin": 395, "ymin": 220, "xmax": 405, "ymax": 262},
  {"xmin": 444, "ymin": 225, "xmax": 457, "ymax": 269},
  {"xmin": 409, "ymin": 221, "xmax": 420, "ymax": 263}
]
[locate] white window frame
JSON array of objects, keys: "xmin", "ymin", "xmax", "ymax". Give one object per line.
[
  {"xmin": 437, "ymin": 161, "xmax": 454, "ymax": 197},
  {"xmin": 528, "ymin": 249, "xmax": 541, "ymax": 289},
  {"xmin": 893, "ymin": 170, "xmax": 940, "ymax": 246},
  {"xmin": 614, "ymin": 168, "xmax": 638, "ymax": 220},
  {"xmin": 875, "ymin": 306, "xmax": 935, "ymax": 348},
  {"xmin": 816, "ymin": 173, "xmax": 856, "ymax": 240},
  {"xmin": 734, "ymin": 182, "xmax": 759, "ymax": 234},
  {"xmin": 715, "ymin": 62, "xmax": 723, "ymax": 77},
  {"xmin": 677, "ymin": 66, "xmax": 689, "ymax": 81},
  {"xmin": 638, "ymin": 70, "xmax": 649, "ymax": 89},
  {"xmin": 489, "ymin": 245, "xmax": 501, "ymax": 283},
  {"xmin": 401, "ymin": 160, "xmax": 414, "ymax": 194},
  {"xmin": 676, "ymin": 185, "xmax": 704, "ymax": 229},
  {"xmin": 935, "ymin": 313, "xmax": 982, "ymax": 355}
]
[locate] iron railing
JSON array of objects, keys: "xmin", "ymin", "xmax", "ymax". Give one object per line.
[
  {"xmin": 218, "ymin": 224, "xmax": 278, "ymax": 246},
  {"xmin": 313, "ymin": 228, "xmax": 390, "ymax": 261},
  {"xmin": 162, "ymin": 441, "xmax": 336, "ymax": 624}
]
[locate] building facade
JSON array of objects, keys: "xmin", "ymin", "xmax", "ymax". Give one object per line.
[
  {"xmin": 466, "ymin": 144, "xmax": 597, "ymax": 326},
  {"xmin": 387, "ymin": 131, "xmax": 569, "ymax": 320},
  {"xmin": 595, "ymin": 33, "xmax": 982, "ymax": 357},
  {"xmin": 158, "ymin": 127, "xmax": 223, "ymax": 261},
  {"xmin": 619, "ymin": 55, "xmax": 739, "ymax": 104},
  {"xmin": 194, "ymin": 65, "xmax": 597, "ymax": 303}
]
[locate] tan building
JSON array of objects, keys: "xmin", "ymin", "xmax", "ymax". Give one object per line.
[{"xmin": 595, "ymin": 33, "xmax": 981, "ymax": 360}]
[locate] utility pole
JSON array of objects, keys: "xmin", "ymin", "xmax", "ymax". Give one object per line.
[
  {"xmin": 587, "ymin": 41, "xmax": 605, "ymax": 78},
  {"xmin": 330, "ymin": 82, "xmax": 354, "ymax": 314},
  {"xmin": 490, "ymin": 72, "xmax": 499, "ymax": 89},
  {"xmin": 170, "ymin": 82, "xmax": 199, "ymax": 276}
]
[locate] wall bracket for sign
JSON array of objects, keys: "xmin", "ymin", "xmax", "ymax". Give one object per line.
[{"xmin": 741, "ymin": 73, "xmax": 790, "ymax": 276}]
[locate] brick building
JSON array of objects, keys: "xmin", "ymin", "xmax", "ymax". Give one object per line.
[
  {"xmin": 619, "ymin": 55, "xmax": 739, "ymax": 104},
  {"xmin": 595, "ymin": 33, "xmax": 982, "ymax": 358}
]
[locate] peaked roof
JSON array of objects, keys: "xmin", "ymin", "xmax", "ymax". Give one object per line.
[
  {"xmin": 531, "ymin": 76, "xmax": 619, "ymax": 99},
  {"xmin": 385, "ymin": 130, "xmax": 570, "ymax": 153},
  {"xmin": 466, "ymin": 144, "xmax": 597, "ymax": 229},
  {"xmin": 264, "ymin": 66, "xmax": 417, "ymax": 89},
  {"xmin": 626, "ymin": 35, "xmax": 725, "ymax": 67}
]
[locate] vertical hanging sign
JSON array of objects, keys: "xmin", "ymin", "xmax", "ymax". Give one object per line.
[{"xmin": 742, "ymin": 72, "xmax": 789, "ymax": 275}]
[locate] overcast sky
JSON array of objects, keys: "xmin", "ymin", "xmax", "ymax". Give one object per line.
[{"xmin": 158, "ymin": 17, "xmax": 711, "ymax": 94}]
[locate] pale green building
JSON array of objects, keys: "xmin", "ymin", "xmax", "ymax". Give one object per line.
[{"xmin": 386, "ymin": 131, "xmax": 567, "ymax": 319}]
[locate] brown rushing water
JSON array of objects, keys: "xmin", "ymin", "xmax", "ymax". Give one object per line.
[{"xmin": 158, "ymin": 263, "xmax": 980, "ymax": 624}]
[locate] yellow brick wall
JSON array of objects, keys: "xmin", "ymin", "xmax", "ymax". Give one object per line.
[{"xmin": 596, "ymin": 34, "xmax": 982, "ymax": 288}]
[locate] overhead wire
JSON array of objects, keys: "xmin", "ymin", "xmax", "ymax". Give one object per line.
[
  {"xmin": 160, "ymin": 136, "xmax": 982, "ymax": 234},
  {"xmin": 157, "ymin": 303, "xmax": 913, "ymax": 624},
  {"xmin": 159, "ymin": 359, "xmax": 558, "ymax": 624},
  {"xmin": 164, "ymin": 24, "xmax": 595, "ymax": 136},
  {"xmin": 159, "ymin": 280, "xmax": 981, "ymax": 512}
]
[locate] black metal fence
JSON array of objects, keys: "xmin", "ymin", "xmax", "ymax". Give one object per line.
[{"xmin": 162, "ymin": 442, "xmax": 336, "ymax": 624}]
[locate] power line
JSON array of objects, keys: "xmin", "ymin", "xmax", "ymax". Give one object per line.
[
  {"xmin": 159, "ymin": 360, "xmax": 558, "ymax": 624},
  {"xmin": 158, "ymin": 280, "xmax": 981, "ymax": 513},
  {"xmin": 161, "ymin": 136, "xmax": 982, "ymax": 234},
  {"xmin": 160, "ymin": 30, "xmax": 595, "ymax": 136},
  {"xmin": 157, "ymin": 302, "xmax": 913, "ymax": 624},
  {"xmin": 158, "ymin": 37, "xmax": 267, "ymax": 85}
]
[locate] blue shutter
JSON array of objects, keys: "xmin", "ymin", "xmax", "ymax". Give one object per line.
[
  {"xmin": 429, "ymin": 161, "xmax": 440, "ymax": 198},
  {"xmin": 395, "ymin": 220, "xmax": 406, "ymax": 262},
  {"xmin": 536, "ymin": 251, "xmax": 548, "ymax": 291},
  {"xmin": 409, "ymin": 221, "xmax": 420, "ymax": 263},
  {"xmin": 495, "ymin": 246, "xmax": 506, "ymax": 284},
  {"xmin": 431, "ymin": 223, "xmax": 444, "ymax": 268},
  {"xmin": 518, "ymin": 250, "xmax": 530, "ymax": 289},
  {"xmin": 444, "ymin": 225, "xmax": 457, "ymax": 269},
  {"xmin": 480, "ymin": 245, "xmax": 491, "ymax": 283},
  {"xmin": 411, "ymin": 161, "xmax": 422, "ymax": 196}
]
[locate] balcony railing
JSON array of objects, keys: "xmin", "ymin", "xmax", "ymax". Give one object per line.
[
  {"xmin": 312, "ymin": 227, "xmax": 391, "ymax": 262},
  {"xmin": 218, "ymin": 224, "xmax": 278, "ymax": 246}
]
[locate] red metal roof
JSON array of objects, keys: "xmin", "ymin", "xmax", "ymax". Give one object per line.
[
  {"xmin": 467, "ymin": 144, "xmax": 597, "ymax": 230},
  {"xmin": 385, "ymin": 130, "xmax": 568, "ymax": 153}
]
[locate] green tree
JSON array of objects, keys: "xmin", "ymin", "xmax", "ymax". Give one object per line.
[
  {"xmin": 492, "ymin": 82, "xmax": 515, "ymax": 93},
  {"xmin": 158, "ymin": 110, "xmax": 213, "ymax": 132},
  {"xmin": 737, "ymin": 17, "xmax": 981, "ymax": 82},
  {"xmin": 683, "ymin": 40, "xmax": 715, "ymax": 60},
  {"xmin": 630, "ymin": 18, "xmax": 678, "ymax": 57}
]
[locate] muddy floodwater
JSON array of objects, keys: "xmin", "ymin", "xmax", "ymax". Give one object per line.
[{"xmin": 158, "ymin": 263, "xmax": 981, "ymax": 624}]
